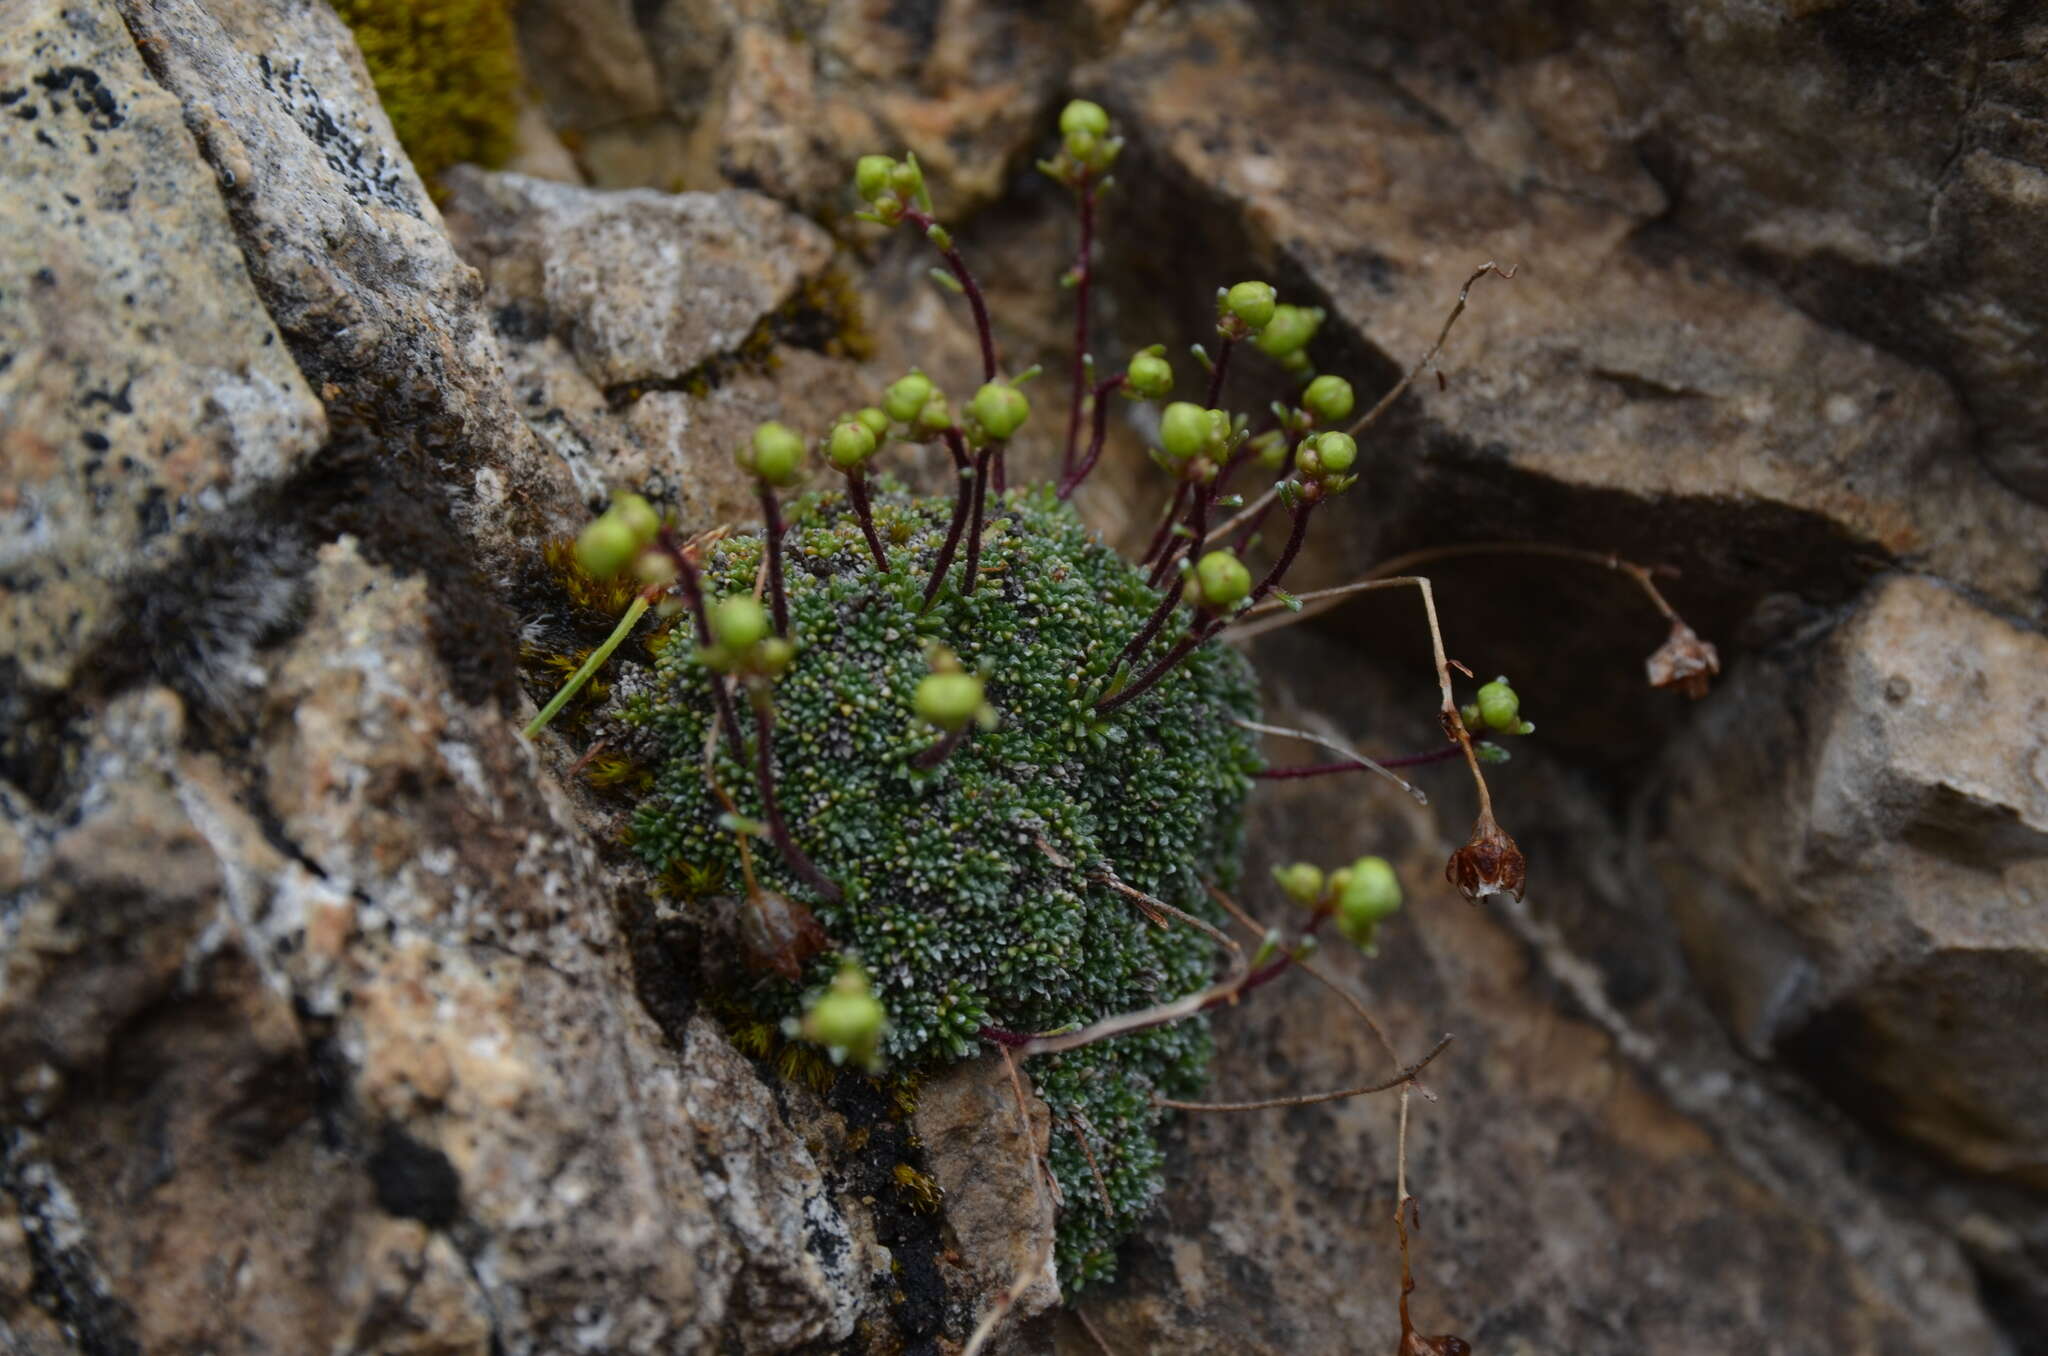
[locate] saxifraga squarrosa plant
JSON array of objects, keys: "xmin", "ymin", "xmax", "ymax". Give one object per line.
[{"xmin": 525, "ymin": 99, "xmax": 1722, "ymax": 1333}]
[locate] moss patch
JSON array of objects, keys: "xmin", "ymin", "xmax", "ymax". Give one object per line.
[
  {"xmin": 626, "ymin": 482, "xmax": 1261, "ymax": 1283},
  {"xmin": 333, "ymin": 0, "xmax": 520, "ymax": 185}
]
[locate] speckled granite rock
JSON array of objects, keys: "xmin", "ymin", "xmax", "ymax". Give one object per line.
[{"xmin": 0, "ymin": 0, "xmax": 325, "ymax": 691}]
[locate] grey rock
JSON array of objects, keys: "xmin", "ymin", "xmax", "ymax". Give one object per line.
[
  {"xmin": 441, "ymin": 169, "xmax": 832, "ymax": 390},
  {"xmin": 0, "ymin": 543, "xmax": 869, "ymax": 1353},
  {"xmin": 1080, "ymin": 5, "xmax": 2048, "ymax": 630},
  {"xmin": 1056, "ymin": 635, "xmax": 2004, "ymax": 1354},
  {"xmin": 1645, "ymin": 574, "xmax": 2048, "ymax": 1183},
  {"xmin": 111, "ymin": 0, "xmax": 581, "ymax": 571},
  {"xmin": 914, "ymin": 1054, "xmax": 1061, "ymax": 1353},
  {"xmin": 0, "ymin": 0, "xmax": 325, "ymax": 691}
]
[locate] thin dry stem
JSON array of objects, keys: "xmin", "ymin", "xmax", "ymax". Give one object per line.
[
  {"xmin": 1154, "ymin": 1033, "xmax": 1452, "ymax": 1111},
  {"xmin": 1344, "ymin": 261, "xmax": 1515, "ymax": 441},
  {"xmin": 1067, "ymin": 1112, "xmax": 1114, "ymax": 1216},
  {"xmin": 1229, "ymin": 541, "xmax": 1685, "ymax": 638},
  {"xmin": 1233, "ymin": 717, "xmax": 1427, "ymax": 805}
]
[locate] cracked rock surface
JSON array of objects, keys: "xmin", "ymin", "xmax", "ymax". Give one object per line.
[{"xmin": 5, "ymin": 0, "xmax": 2047, "ymax": 1353}]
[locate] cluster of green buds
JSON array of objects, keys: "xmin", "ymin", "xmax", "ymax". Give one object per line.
[
  {"xmin": 1272, "ymin": 856, "xmax": 1404, "ymax": 954},
  {"xmin": 700, "ymin": 594, "xmax": 793, "ymax": 679},
  {"xmin": 1461, "ymin": 676, "xmax": 1535, "ymax": 738},
  {"xmin": 1254, "ymin": 302, "xmax": 1326, "ymax": 376},
  {"xmin": 966, "ymin": 377, "xmax": 1032, "ymax": 446},
  {"xmin": 1217, "ymin": 280, "xmax": 1277, "ymax": 341},
  {"xmin": 1039, "ymin": 98, "xmax": 1123, "ymax": 186},
  {"xmin": 1183, "ymin": 548, "xmax": 1253, "ymax": 617},
  {"xmin": 574, "ymin": 491, "xmax": 664, "ymax": 581},
  {"xmin": 824, "ymin": 407, "xmax": 889, "ymax": 473},
  {"xmin": 914, "ymin": 649, "xmax": 997, "ymax": 734},
  {"xmin": 736, "ymin": 420, "xmax": 808, "ymax": 488},
  {"xmin": 1157, "ymin": 401, "xmax": 1239, "ymax": 482},
  {"xmin": 1123, "ymin": 345, "xmax": 1175, "ymax": 400},
  {"xmin": 794, "ymin": 961, "xmax": 887, "ymax": 1072},
  {"xmin": 883, "ymin": 370, "xmax": 952, "ymax": 438},
  {"xmin": 1285, "ymin": 429, "xmax": 1359, "ymax": 504},
  {"xmin": 851, "ymin": 151, "xmax": 932, "ymax": 226}
]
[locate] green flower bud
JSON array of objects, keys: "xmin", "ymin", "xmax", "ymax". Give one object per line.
[
  {"xmin": 710, "ymin": 594, "xmax": 770, "ymax": 651},
  {"xmin": 611, "ymin": 492, "xmax": 661, "ymax": 545},
  {"xmin": 1189, "ymin": 549, "xmax": 1252, "ymax": 610},
  {"xmin": 1224, "ymin": 280, "xmax": 1278, "ymax": 332},
  {"xmin": 915, "ymin": 671, "xmax": 985, "ymax": 732},
  {"xmin": 1301, "ymin": 374, "xmax": 1355, "ymax": 423},
  {"xmin": 916, "ymin": 391, "xmax": 953, "ymax": 435},
  {"xmin": 1476, "ymin": 677, "xmax": 1521, "ymax": 732},
  {"xmin": 827, "ymin": 418, "xmax": 878, "ymax": 470},
  {"xmin": 634, "ymin": 550, "xmax": 678, "ymax": 588},
  {"xmin": 802, "ymin": 963, "xmax": 886, "ymax": 1068},
  {"xmin": 1338, "ymin": 855, "xmax": 1402, "ymax": 923},
  {"xmin": 756, "ymin": 637, "xmax": 796, "ymax": 677},
  {"xmin": 969, "ymin": 382, "xmax": 1030, "ymax": 440},
  {"xmin": 855, "ymin": 154, "xmax": 897, "ymax": 201},
  {"xmin": 1335, "ymin": 855, "xmax": 1401, "ymax": 951},
  {"xmin": 574, "ymin": 514, "xmax": 640, "ymax": 580},
  {"xmin": 888, "ymin": 158, "xmax": 924, "ymax": 202},
  {"xmin": 1272, "ymin": 861, "xmax": 1326, "ymax": 907},
  {"xmin": 744, "ymin": 421, "xmax": 807, "ymax": 487},
  {"xmin": 884, "ymin": 371, "xmax": 934, "ymax": 423},
  {"xmin": 1125, "ymin": 350, "xmax": 1174, "ymax": 399},
  {"xmin": 1309, "ymin": 430, "xmax": 1356, "ymax": 475},
  {"xmin": 1256, "ymin": 303, "xmax": 1323, "ymax": 359},
  {"xmin": 1159, "ymin": 401, "xmax": 1210, "ymax": 461},
  {"xmin": 1059, "ymin": 99, "xmax": 1110, "ymax": 139},
  {"xmin": 855, "ymin": 406, "xmax": 890, "ymax": 438}
]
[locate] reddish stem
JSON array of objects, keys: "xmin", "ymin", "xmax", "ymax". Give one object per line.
[
  {"xmin": 1095, "ymin": 615, "xmax": 1224, "ymax": 716},
  {"xmin": 1059, "ymin": 374, "xmax": 1126, "ymax": 499},
  {"xmin": 1141, "ymin": 481, "xmax": 1191, "ymax": 567},
  {"xmin": 963, "ymin": 445, "xmax": 994, "ymax": 596},
  {"xmin": 749, "ymin": 693, "xmax": 841, "ymax": 903},
  {"xmin": 1062, "ymin": 178, "xmax": 1098, "ymax": 481},
  {"xmin": 659, "ymin": 529, "xmax": 747, "ymax": 760},
  {"xmin": 846, "ymin": 473, "xmax": 889, "ymax": 571},
  {"xmin": 1112, "ymin": 572, "xmax": 1187, "ymax": 675},
  {"xmin": 1205, "ymin": 335, "xmax": 1236, "ymax": 407},
  {"xmin": 1249, "ymin": 500, "xmax": 1317, "ymax": 606},
  {"xmin": 921, "ymin": 431, "xmax": 975, "ymax": 612},
  {"xmin": 759, "ymin": 486, "xmax": 791, "ymax": 636},
  {"xmin": 912, "ymin": 723, "xmax": 971, "ymax": 770},
  {"xmin": 906, "ymin": 207, "xmax": 996, "ymax": 382}
]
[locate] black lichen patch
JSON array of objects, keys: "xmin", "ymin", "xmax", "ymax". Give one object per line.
[
  {"xmin": 367, "ymin": 1125, "xmax": 462, "ymax": 1229},
  {"xmin": 32, "ymin": 65, "xmax": 123, "ymax": 130}
]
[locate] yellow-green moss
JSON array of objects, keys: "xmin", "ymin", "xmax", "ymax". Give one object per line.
[{"xmin": 333, "ymin": 0, "xmax": 521, "ymax": 184}]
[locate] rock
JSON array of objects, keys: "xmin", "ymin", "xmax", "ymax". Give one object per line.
[
  {"xmin": 440, "ymin": 167, "xmax": 885, "ymax": 525},
  {"xmin": 440, "ymin": 168, "xmax": 832, "ymax": 389},
  {"xmin": 1079, "ymin": 5, "xmax": 2048, "ymax": 632},
  {"xmin": 0, "ymin": 0, "xmax": 326, "ymax": 692},
  {"xmin": 1057, "ymin": 631, "xmax": 2004, "ymax": 1354},
  {"xmin": 914, "ymin": 1054, "xmax": 1061, "ymax": 1353},
  {"xmin": 1644, "ymin": 574, "xmax": 2048, "ymax": 1183},
  {"xmin": 518, "ymin": 0, "xmax": 1116, "ymax": 210},
  {"xmin": 112, "ymin": 0, "xmax": 580, "ymax": 571},
  {"xmin": 0, "ymin": 543, "xmax": 876, "ymax": 1352}
]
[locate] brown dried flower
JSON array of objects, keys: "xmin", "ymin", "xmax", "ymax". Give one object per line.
[
  {"xmin": 1444, "ymin": 807, "xmax": 1526, "ymax": 902},
  {"xmin": 1645, "ymin": 620, "xmax": 1720, "ymax": 699},
  {"xmin": 740, "ymin": 889, "xmax": 829, "ymax": 983}
]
